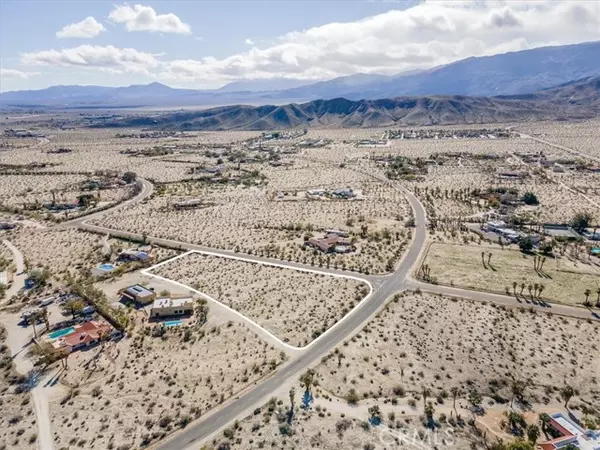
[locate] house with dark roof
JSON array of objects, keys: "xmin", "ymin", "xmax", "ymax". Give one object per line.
[{"xmin": 305, "ymin": 234, "xmax": 355, "ymax": 254}]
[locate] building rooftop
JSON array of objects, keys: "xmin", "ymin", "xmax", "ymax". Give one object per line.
[
  {"xmin": 123, "ymin": 284, "xmax": 154, "ymax": 298},
  {"xmin": 152, "ymin": 297, "xmax": 194, "ymax": 309}
]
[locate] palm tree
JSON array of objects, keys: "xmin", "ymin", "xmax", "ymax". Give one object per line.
[
  {"xmin": 422, "ymin": 386, "xmax": 431, "ymax": 409},
  {"xmin": 424, "ymin": 401, "xmax": 435, "ymax": 425},
  {"xmin": 28, "ymin": 313, "xmax": 39, "ymax": 339},
  {"xmin": 527, "ymin": 424, "xmax": 541, "ymax": 444},
  {"xmin": 584, "ymin": 289, "xmax": 592, "ymax": 306},
  {"xmin": 39, "ymin": 308, "xmax": 50, "ymax": 332},
  {"xmin": 520, "ymin": 283, "xmax": 526, "ymax": 295},
  {"xmin": 450, "ymin": 387, "xmax": 460, "ymax": 416},
  {"xmin": 487, "ymin": 252, "xmax": 492, "ymax": 266},
  {"xmin": 533, "ymin": 283, "xmax": 539, "ymax": 298},
  {"xmin": 300, "ymin": 369, "xmax": 316, "ymax": 395},
  {"xmin": 539, "ymin": 413, "xmax": 552, "ymax": 436},
  {"xmin": 481, "ymin": 251, "xmax": 486, "ymax": 268},
  {"xmin": 560, "ymin": 385, "xmax": 575, "ymax": 409},
  {"xmin": 538, "ymin": 285, "xmax": 545, "ymax": 299},
  {"xmin": 540, "ymin": 257, "xmax": 547, "ymax": 271},
  {"xmin": 533, "ymin": 255, "xmax": 538, "ymax": 271},
  {"xmin": 510, "ymin": 378, "xmax": 528, "ymax": 408},
  {"xmin": 368, "ymin": 404, "xmax": 381, "ymax": 424},
  {"xmin": 288, "ymin": 386, "xmax": 296, "ymax": 423},
  {"xmin": 527, "ymin": 284, "xmax": 533, "ymax": 299},
  {"xmin": 512, "ymin": 281, "xmax": 518, "ymax": 295}
]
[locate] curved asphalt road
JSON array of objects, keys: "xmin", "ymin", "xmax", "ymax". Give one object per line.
[
  {"xmin": 152, "ymin": 188, "xmax": 427, "ymax": 450},
  {"xmin": 64, "ymin": 169, "xmax": 596, "ymax": 450}
]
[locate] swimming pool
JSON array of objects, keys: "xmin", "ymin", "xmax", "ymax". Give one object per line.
[
  {"xmin": 98, "ymin": 263, "xmax": 116, "ymax": 271},
  {"xmin": 164, "ymin": 320, "xmax": 183, "ymax": 327},
  {"xmin": 48, "ymin": 326, "xmax": 76, "ymax": 340}
]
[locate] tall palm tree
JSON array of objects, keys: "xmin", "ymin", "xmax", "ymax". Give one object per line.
[
  {"xmin": 584, "ymin": 289, "xmax": 592, "ymax": 306},
  {"xmin": 422, "ymin": 386, "xmax": 431, "ymax": 409},
  {"xmin": 487, "ymin": 252, "xmax": 492, "ymax": 266},
  {"xmin": 450, "ymin": 386, "xmax": 460, "ymax": 416},
  {"xmin": 481, "ymin": 251, "xmax": 486, "ymax": 268},
  {"xmin": 512, "ymin": 281, "xmax": 518, "ymax": 295},
  {"xmin": 533, "ymin": 283, "xmax": 539, "ymax": 298},
  {"xmin": 527, "ymin": 284, "xmax": 533, "ymax": 299},
  {"xmin": 520, "ymin": 283, "xmax": 526, "ymax": 295},
  {"xmin": 28, "ymin": 313, "xmax": 39, "ymax": 339},
  {"xmin": 560, "ymin": 385, "xmax": 575, "ymax": 409},
  {"xmin": 538, "ymin": 285, "xmax": 545, "ymax": 299}
]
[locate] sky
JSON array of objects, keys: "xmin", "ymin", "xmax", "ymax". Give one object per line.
[{"xmin": 0, "ymin": 0, "xmax": 599, "ymax": 92}]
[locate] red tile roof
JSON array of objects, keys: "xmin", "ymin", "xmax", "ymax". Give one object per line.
[{"xmin": 62, "ymin": 321, "xmax": 111, "ymax": 348}]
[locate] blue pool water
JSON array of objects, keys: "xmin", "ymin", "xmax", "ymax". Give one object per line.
[
  {"xmin": 99, "ymin": 263, "xmax": 116, "ymax": 271},
  {"xmin": 48, "ymin": 327, "xmax": 76, "ymax": 340},
  {"xmin": 164, "ymin": 320, "xmax": 183, "ymax": 327}
]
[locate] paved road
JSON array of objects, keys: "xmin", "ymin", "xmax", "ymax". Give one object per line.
[
  {"xmin": 61, "ymin": 177, "xmax": 154, "ymax": 228},
  {"xmin": 154, "ymin": 187, "xmax": 427, "ymax": 450},
  {"xmin": 408, "ymin": 281, "xmax": 598, "ymax": 322},
  {"xmin": 62, "ymin": 167, "xmax": 596, "ymax": 450}
]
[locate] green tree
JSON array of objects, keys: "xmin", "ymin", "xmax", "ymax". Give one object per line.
[
  {"xmin": 300, "ymin": 369, "xmax": 316, "ymax": 394},
  {"xmin": 560, "ymin": 384, "xmax": 575, "ymax": 409},
  {"xmin": 526, "ymin": 424, "xmax": 540, "ymax": 444},
  {"xmin": 64, "ymin": 299, "xmax": 85, "ymax": 319},
  {"xmin": 569, "ymin": 212, "xmax": 592, "ymax": 233},
  {"xmin": 368, "ymin": 405, "xmax": 381, "ymax": 423},
  {"xmin": 122, "ymin": 171, "xmax": 137, "ymax": 184},
  {"xmin": 522, "ymin": 192, "xmax": 539, "ymax": 205},
  {"xmin": 518, "ymin": 236, "xmax": 533, "ymax": 253}
]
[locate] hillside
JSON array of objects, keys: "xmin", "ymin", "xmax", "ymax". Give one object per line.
[{"xmin": 89, "ymin": 76, "xmax": 600, "ymax": 130}]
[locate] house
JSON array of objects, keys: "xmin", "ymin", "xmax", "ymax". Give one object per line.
[
  {"xmin": 306, "ymin": 234, "xmax": 355, "ymax": 254},
  {"xmin": 149, "ymin": 297, "xmax": 194, "ymax": 318},
  {"xmin": 53, "ymin": 321, "xmax": 112, "ymax": 353},
  {"xmin": 330, "ymin": 188, "xmax": 356, "ymax": 199},
  {"xmin": 543, "ymin": 224, "xmax": 581, "ymax": 239},
  {"xmin": 119, "ymin": 284, "xmax": 156, "ymax": 305},
  {"xmin": 117, "ymin": 250, "xmax": 151, "ymax": 263},
  {"xmin": 540, "ymin": 412, "xmax": 600, "ymax": 450}
]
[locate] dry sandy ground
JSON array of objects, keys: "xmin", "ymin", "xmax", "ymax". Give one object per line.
[
  {"xmin": 50, "ymin": 320, "xmax": 283, "ymax": 450},
  {"xmin": 207, "ymin": 400, "xmax": 478, "ymax": 450},
  {"xmin": 517, "ymin": 118, "xmax": 600, "ymax": 160},
  {"xmin": 152, "ymin": 252, "xmax": 369, "ymax": 347},
  {"xmin": 424, "ymin": 242, "xmax": 600, "ymax": 306},
  {"xmin": 92, "ymin": 163, "xmax": 411, "ymax": 275},
  {"xmin": 0, "ymin": 325, "xmax": 38, "ymax": 450},
  {"xmin": 0, "ymin": 128, "xmax": 261, "ymax": 183},
  {"xmin": 6, "ymin": 228, "xmax": 177, "ymax": 284},
  {"xmin": 317, "ymin": 291, "xmax": 600, "ymax": 408}
]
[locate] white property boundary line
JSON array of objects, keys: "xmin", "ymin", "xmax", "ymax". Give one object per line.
[{"xmin": 141, "ymin": 249, "xmax": 374, "ymax": 352}]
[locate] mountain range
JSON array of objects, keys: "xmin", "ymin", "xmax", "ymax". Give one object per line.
[
  {"xmin": 89, "ymin": 75, "xmax": 600, "ymax": 130},
  {"xmin": 2, "ymin": 41, "xmax": 599, "ymax": 109}
]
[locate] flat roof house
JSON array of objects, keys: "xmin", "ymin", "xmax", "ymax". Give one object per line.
[
  {"xmin": 150, "ymin": 297, "xmax": 194, "ymax": 319},
  {"xmin": 120, "ymin": 284, "xmax": 156, "ymax": 305},
  {"xmin": 540, "ymin": 412, "xmax": 600, "ymax": 450}
]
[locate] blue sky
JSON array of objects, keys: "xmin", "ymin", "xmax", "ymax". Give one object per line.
[{"xmin": 1, "ymin": 0, "xmax": 598, "ymax": 92}]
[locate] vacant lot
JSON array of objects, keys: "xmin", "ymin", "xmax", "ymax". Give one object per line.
[
  {"xmin": 208, "ymin": 397, "xmax": 477, "ymax": 450},
  {"xmin": 151, "ymin": 252, "xmax": 369, "ymax": 347},
  {"xmin": 50, "ymin": 321, "xmax": 283, "ymax": 450},
  {"xmin": 0, "ymin": 325, "xmax": 38, "ymax": 449},
  {"xmin": 318, "ymin": 291, "xmax": 600, "ymax": 408},
  {"xmin": 423, "ymin": 243, "xmax": 600, "ymax": 305}
]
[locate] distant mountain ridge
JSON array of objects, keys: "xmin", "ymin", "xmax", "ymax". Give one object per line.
[
  {"xmin": 89, "ymin": 75, "xmax": 600, "ymax": 130},
  {"xmin": 2, "ymin": 41, "xmax": 599, "ymax": 109}
]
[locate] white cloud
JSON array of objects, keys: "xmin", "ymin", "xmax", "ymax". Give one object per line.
[
  {"xmin": 157, "ymin": 0, "xmax": 600, "ymax": 83},
  {"xmin": 56, "ymin": 16, "xmax": 106, "ymax": 39},
  {"xmin": 109, "ymin": 4, "xmax": 191, "ymax": 34},
  {"xmin": 20, "ymin": 45, "xmax": 159, "ymax": 74},
  {"xmin": 244, "ymin": 38, "xmax": 255, "ymax": 45},
  {"xmin": 0, "ymin": 68, "xmax": 41, "ymax": 79}
]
